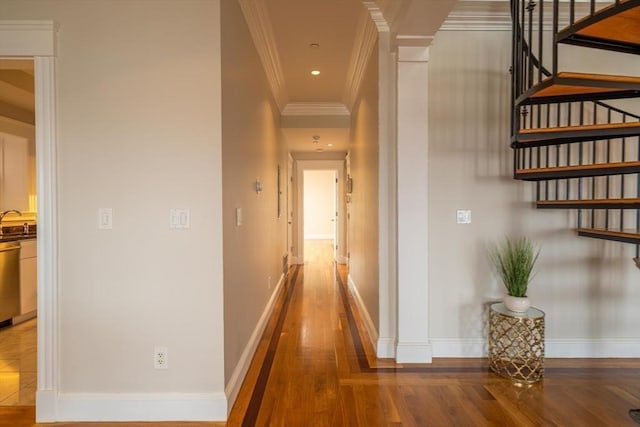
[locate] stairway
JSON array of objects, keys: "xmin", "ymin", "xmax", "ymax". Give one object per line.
[{"xmin": 511, "ymin": 0, "xmax": 640, "ymax": 253}]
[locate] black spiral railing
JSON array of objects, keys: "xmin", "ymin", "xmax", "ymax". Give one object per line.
[{"xmin": 510, "ymin": 0, "xmax": 640, "ymax": 255}]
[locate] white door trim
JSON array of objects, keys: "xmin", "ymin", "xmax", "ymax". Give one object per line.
[
  {"xmin": 0, "ymin": 20, "xmax": 59, "ymax": 421},
  {"xmin": 295, "ymin": 160, "xmax": 346, "ymax": 264}
]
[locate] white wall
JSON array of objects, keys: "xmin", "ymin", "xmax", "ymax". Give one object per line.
[
  {"xmin": 303, "ymin": 170, "xmax": 335, "ymax": 239},
  {"xmin": 220, "ymin": 0, "xmax": 288, "ymax": 406},
  {"xmin": 428, "ymin": 29, "xmax": 640, "ymax": 357},
  {"xmin": 2, "ymin": 0, "xmax": 226, "ymax": 420},
  {"xmin": 348, "ymin": 42, "xmax": 379, "ymax": 331}
]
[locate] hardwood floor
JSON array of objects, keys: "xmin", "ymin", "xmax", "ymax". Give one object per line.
[{"xmin": 2, "ymin": 239, "xmax": 640, "ymax": 425}]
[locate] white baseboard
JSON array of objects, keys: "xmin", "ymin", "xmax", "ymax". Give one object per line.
[
  {"xmin": 431, "ymin": 338, "xmax": 640, "ymax": 358},
  {"xmin": 376, "ymin": 337, "xmax": 396, "ymax": 358},
  {"xmin": 36, "ymin": 390, "xmax": 56, "ymax": 422},
  {"xmin": 13, "ymin": 310, "xmax": 36, "ymax": 324},
  {"xmin": 546, "ymin": 339, "xmax": 640, "ymax": 357},
  {"xmin": 396, "ymin": 342, "xmax": 433, "ymax": 363},
  {"xmin": 346, "ymin": 274, "xmax": 379, "ymax": 355},
  {"xmin": 41, "ymin": 392, "xmax": 227, "ymax": 422},
  {"xmin": 432, "ymin": 338, "xmax": 486, "ymax": 357},
  {"xmin": 225, "ymin": 273, "xmax": 285, "ymax": 413}
]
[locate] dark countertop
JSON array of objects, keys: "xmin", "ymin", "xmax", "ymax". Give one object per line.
[
  {"xmin": 0, "ymin": 232, "xmax": 37, "ymax": 243},
  {"xmin": 0, "ymin": 225, "xmax": 37, "ymax": 243}
]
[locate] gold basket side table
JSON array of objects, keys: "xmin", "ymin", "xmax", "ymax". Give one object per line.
[{"xmin": 488, "ymin": 303, "xmax": 545, "ymax": 383}]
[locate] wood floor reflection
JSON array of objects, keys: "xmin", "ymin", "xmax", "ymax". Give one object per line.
[{"xmin": 2, "ymin": 239, "xmax": 640, "ymax": 426}]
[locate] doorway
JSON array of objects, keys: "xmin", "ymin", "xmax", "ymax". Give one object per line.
[
  {"xmin": 0, "ymin": 59, "xmax": 37, "ymax": 407},
  {"xmin": 303, "ymin": 169, "xmax": 337, "ymax": 261},
  {"xmin": 295, "ymin": 160, "xmax": 346, "ymax": 264}
]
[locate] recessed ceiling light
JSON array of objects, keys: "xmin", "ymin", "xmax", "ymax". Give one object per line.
[
  {"xmin": 327, "ymin": 143, "xmax": 333, "ymax": 147},
  {"xmin": 311, "ymin": 70, "xmax": 320, "ymax": 76},
  {"xmin": 309, "ymin": 43, "xmax": 320, "ymax": 49}
]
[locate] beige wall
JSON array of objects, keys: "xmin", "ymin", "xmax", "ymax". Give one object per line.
[
  {"xmin": 348, "ymin": 43, "xmax": 379, "ymax": 329},
  {"xmin": 2, "ymin": 0, "xmax": 225, "ymax": 396},
  {"xmin": 428, "ymin": 30, "xmax": 640, "ymax": 356},
  {"xmin": 220, "ymin": 0, "xmax": 287, "ymax": 385}
]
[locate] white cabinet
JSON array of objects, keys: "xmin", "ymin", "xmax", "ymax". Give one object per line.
[
  {"xmin": 19, "ymin": 239, "xmax": 37, "ymax": 318},
  {"xmin": 0, "ymin": 132, "xmax": 29, "ymax": 212}
]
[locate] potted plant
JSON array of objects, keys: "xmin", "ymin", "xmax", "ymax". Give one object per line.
[{"xmin": 490, "ymin": 237, "xmax": 540, "ymax": 313}]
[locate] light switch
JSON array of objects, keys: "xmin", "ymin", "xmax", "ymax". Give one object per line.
[
  {"xmin": 456, "ymin": 209, "xmax": 471, "ymax": 224},
  {"xmin": 170, "ymin": 209, "xmax": 190, "ymax": 229},
  {"xmin": 98, "ymin": 208, "xmax": 113, "ymax": 230},
  {"xmin": 236, "ymin": 207, "xmax": 243, "ymax": 226}
]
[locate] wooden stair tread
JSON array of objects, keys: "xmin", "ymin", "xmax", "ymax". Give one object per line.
[
  {"xmin": 515, "ymin": 160, "xmax": 640, "ymax": 180},
  {"xmin": 519, "ymin": 72, "xmax": 640, "ymax": 104},
  {"xmin": 558, "ymin": 0, "xmax": 640, "ymax": 52},
  {"xmin": 537, "ymin": 198, "xmax": 640, "ymax": 209},
  {"xmin": 515, "ymin": 121, "xmax": 640, "ymax": 146},
  {"xmin": 576, "ymin": 228, "xmax": 640, "ymax": 244}
]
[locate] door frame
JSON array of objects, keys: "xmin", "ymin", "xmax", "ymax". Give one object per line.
[
  {"xmin": 295, "ymin": 159, "xmax": 346, "ymax": 264},
  {"xmin": 0, "ymin": 21, "xmax": 59, "ymax": 421}
]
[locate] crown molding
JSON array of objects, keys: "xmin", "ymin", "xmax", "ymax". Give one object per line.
[
  {"xmin": 238, "ymin": 0, "xmax": 288, "ymax": 110},
  {"xmin": 440, "ymin": 1, "xmax": 511, "ymax": 31},
  {"xmin": 396, "ymin": 35, "xmax": 435, "ymax": 47},
  {"xmin": 342, "ymin": 7, "xmax": 379, "ymax": 111},
  {"xmin": 440, "ymin": 0, "xmax": 611, "ymax": 32},
  {"xmin": 282, "ymin": 102, "xmax": 350, "ymax": 116}
]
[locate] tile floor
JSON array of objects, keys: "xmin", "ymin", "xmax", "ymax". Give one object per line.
[{"xmin": 0, "ymin": 318, "xmax": 36, "ymax": 405}]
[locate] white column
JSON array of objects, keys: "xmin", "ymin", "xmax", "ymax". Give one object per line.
[{"xmin": 396, "ymin": 46, "xmax": 432, "ymax": 363}]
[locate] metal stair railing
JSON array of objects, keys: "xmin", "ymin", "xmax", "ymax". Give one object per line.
[{"xmin": 510, "ymin": 0, "xmax": 640, "ymax": 254}]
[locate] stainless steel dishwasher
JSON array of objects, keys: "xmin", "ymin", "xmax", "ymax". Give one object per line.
[{"xmin": 0, "ymin": 241, "xmax": 20, "ymax": 324}]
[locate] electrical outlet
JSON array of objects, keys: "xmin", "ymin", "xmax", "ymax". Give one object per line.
[{"xmin": 154, "ymin": 346, "xmax": 168, "ymax": 369}]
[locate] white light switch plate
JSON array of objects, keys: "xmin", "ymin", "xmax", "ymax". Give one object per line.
[
  {"xmin": 98, "ymin": 208, "xmax": 113, "ymax": 229},
  {"xmin": 170, "ymin": 209, "xmax": 190, "ymax": 229},
  {"xmin": 456, "ymin": 209, "xmax": 471, "ymax": 224}
]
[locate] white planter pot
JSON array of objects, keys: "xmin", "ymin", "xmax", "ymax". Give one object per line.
[{"xmin": 504, "ymin": 295, "xmax": 531, "ymax": 313}]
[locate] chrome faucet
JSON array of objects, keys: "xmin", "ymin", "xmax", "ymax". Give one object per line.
[{"xmin": 0, "ymin": 210, "xmax": 22, "ymax": 236}]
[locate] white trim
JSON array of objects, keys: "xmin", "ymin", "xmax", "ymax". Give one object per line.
[
  {"xmin": 430, "ymin": 338, "xmax": 640, "ymax": 358},
  {"xmin": 336, "ymin": 255, "xmax": 348, "ymax": 265},
  {"xmin": 396, "ymin": 35, "xmax": 435, "ymax": 47},
  {"xmin": 0, "ymin": 20, "xmax": 58, "ymax": 423},
  {"xmin": 237, "ymin": 0, "xmax": 288, "ymax": 110},
  {"xmin": 377, "ymin": 338, "xmax": 396, "ymax": 358},
  {"xmin": 12, "ymin": 310, "xmax": 37, "ymax": 324},
  {"xmin": 0, "ymin": 21, "xmax": 57, "ymax": 56},
  {"xmin": 546, "ymin": 339, "xmax": 640, "ymax": 358},
  {"xmin": 376, "ymin": 31, "xmax": 398, "ymax": 367},
  {"xmin": 347, "ymin": 274, "xmax": 378, "ymax": 355},
  {"xmin": 225, "ymin": 273, "xmax": 285, "ymax": 413},
  {"xmin": 396, "ymin": 342, "xmax": 433, "ymax": 363},
  {"xmin": 34, "ymin": 55, "xmax": 58, "ymax": 423},
  {"xmin": 51, "ymin": 393, "xmax": 226, "ymax": 422},
  {"xmin": 439, "ymin": 0, "xmax": 607, "ymax": 32},
  {"xmin": 282, "ymin": 102, "xmax": 350, "ymax": 117},
  {"xmin": 431, "ymin": 339, "xmax": 487, "ymax": 357},
  {"xmin": 343, "ymin": 8, "xmax": 378, "ymax": 110}
]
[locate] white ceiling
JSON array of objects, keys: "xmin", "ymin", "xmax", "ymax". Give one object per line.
[
  {"xmin": 258, "ymin": 0, "xmax": 458, "ymax": 153},
  {"xmin": 0, "ymin": 1, "xmax": 460, "ymax": 152}
]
